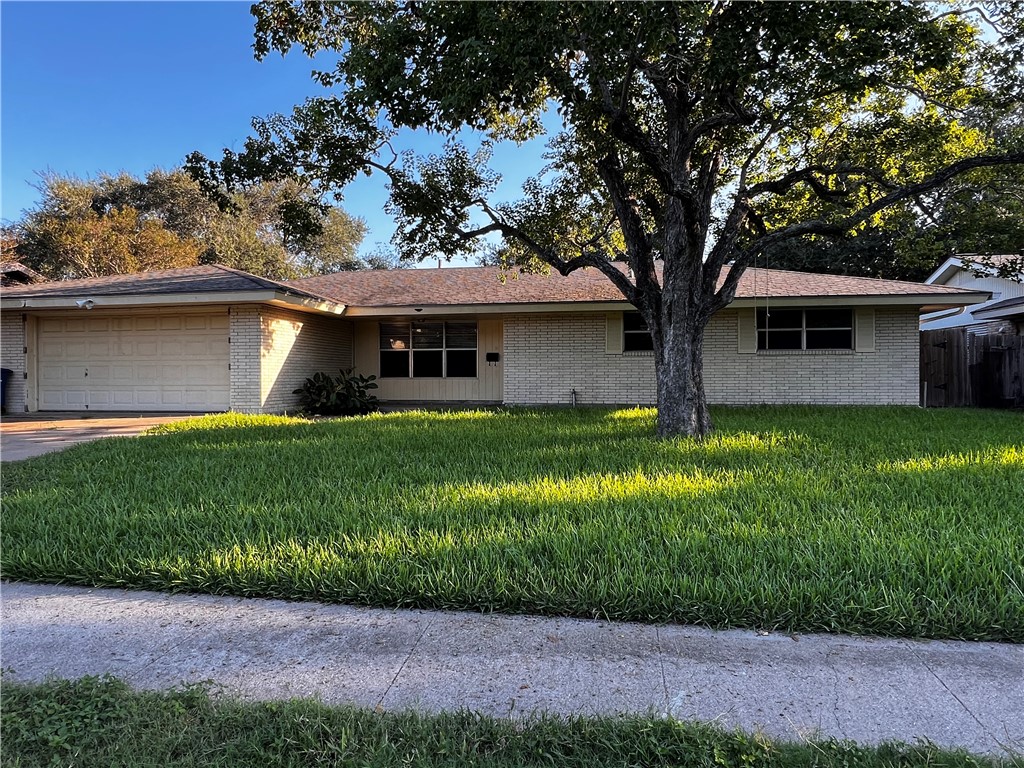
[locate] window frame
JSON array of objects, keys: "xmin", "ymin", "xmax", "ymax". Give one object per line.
[
  {"xmin": 622, "ymin": 311, "xmax": 655, "ymax": 352},
  {"xmin": 379, "ymin": 320, "xmax": 479, "ymax": 378},
  {"xmin": 756, "ymin": 308, "xmax": 854, "ymax": 351}
]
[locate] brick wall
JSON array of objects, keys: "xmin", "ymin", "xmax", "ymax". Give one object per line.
[
  {"xmin": 0, "ymin": 311, "xmax": 27, "ymax": 413},
  {"xmin": 259, "ymin": 307, "xmax": 353, "ymax": 413},
  {"xmin": 503, "ymin": 308, "xmax": 920, "ymax": 406},
  {"xmin": 229, "ymin": 306, "xmax": 262, "ymax": 413}
]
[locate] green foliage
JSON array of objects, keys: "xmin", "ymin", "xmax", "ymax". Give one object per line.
[
  {"xmin": 292, "ymin": 368, "xmax": 379, "ymax": 416},
  {"xmin": 10, "ymin": 169, "xmax": 368, "ymax": 280},
  {"xmin": 198, "ymin": 2, "xmax": 1024, "ymax": 269},
  {"xmin": 2, "ymin": 407, "xmax": 1022, "ymax": 642},
  {"xmin": 4, "ymin": 676, "xmax": 1000, "ymax": 768}
]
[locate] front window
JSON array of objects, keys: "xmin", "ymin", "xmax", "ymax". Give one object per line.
[
  {"xmin": 756, "ymin": 308, "xmax": 853, "ymax": 350},
  {"xmin": 623, "ymin": 312, "xmax": 654, "ymax": 351},
  {"xmin": 379, "ymin": 320, "xmax": 477, "ymax": 377}
]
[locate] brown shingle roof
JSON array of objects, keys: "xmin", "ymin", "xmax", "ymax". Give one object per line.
[
  {"xmin": 294, "ymin": 264, "xmax": 981, "ymax": 308},
  {"xmin": 0, "ymin": 264, "xmax": 335, "ymax": 303}
]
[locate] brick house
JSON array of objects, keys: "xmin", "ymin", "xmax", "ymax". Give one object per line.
[{"xmin": 0, "ymin": 263, "xmax": 987, "ymax": 414}]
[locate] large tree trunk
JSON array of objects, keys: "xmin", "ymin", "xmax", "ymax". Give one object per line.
[{"xmin": 653, "ymin": 312, "xmax": 712, "ymax": 439}]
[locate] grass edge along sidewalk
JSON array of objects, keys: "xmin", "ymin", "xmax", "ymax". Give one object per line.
[
  {"xmin": 2, "ymin": 676, "xmax": 1015, "ymax": 768},
  {"xmin": 2, "ymin": 406, "xmax": 1022, "ymax": 642}
]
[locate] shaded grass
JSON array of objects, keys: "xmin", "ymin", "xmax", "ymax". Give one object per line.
[
  {"xmin": 1, "ymin": 676, "xmax": 1012, "ymax": 768},
  {"xmin": 2, "ymin": 406, "xmax": 1022, "ymax": 641}
]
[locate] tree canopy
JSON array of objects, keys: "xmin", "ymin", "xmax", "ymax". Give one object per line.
[
  {"xmin": 190, "ymin": 0, "xmax": 1024, "ymax": 436},
  {"xmin": 9, "ymin": 169, "xmax": 370, "ymax": 281}
]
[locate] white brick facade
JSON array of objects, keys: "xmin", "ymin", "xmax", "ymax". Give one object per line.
[
  {"xmin": 503, "ymin": 308, "xmax": 920, "ymax": 406},
  {"xmin": 0, "ymin": 310, "xmax": 27, "ymax": 413},
  {"xmin": 229, "ymin": 305, "xmax": 353, "ymax": 413},
  {"xmin": 258, "ymin": 307, "xmax": 353, "ymax": 413},
  {"xmin": 228, "ymin": 306, "xmax": 262, "ymax": 412},
  {"xmin": 229, "ymin": 306, "xmax": 353, "ymax": 413}
]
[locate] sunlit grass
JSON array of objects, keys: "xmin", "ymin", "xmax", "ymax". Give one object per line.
[{"xmin": 2, "ymin": 406, "xmax": 1022, "ymax": 641}]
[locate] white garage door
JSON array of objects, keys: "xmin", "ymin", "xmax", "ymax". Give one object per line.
[{"xmin": 37, "ymin": 313, "xmax": 230, "ymax": 411}]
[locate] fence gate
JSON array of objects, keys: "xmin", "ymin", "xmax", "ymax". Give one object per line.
[{"xmin": 921, "ymin": 329, "xmax": 1024, "ymax": 408}]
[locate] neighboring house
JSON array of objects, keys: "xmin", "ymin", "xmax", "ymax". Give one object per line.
[
  {"xmin": 920, "ymin": 255, "xmax": 1024, "ymax": 335},
  {"xmin": 0, "ymin": 263, "xmax": 987, "ymax": 414},
  {"xmin": 0, "ymin": 261, "xmax": 46, "ymax": 287}
]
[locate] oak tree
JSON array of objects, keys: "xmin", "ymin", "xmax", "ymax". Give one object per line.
[{"xmin": 191, "ymin": 1, "xmax": 1024, "ymax": 436}]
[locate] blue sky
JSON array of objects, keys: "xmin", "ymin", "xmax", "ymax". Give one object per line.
[{"xmin": 1, "ymin": 2, "xmax": 545, "ymax": 264}]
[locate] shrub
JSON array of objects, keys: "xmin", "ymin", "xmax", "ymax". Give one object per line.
[{"xmin": 292, "ymin": 368, "xmax": 379, "ymax": 416}]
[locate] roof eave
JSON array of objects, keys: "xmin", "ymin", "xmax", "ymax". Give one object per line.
[
  {"xmin": 339, "ymin": 292, "xmax": 991, "ymax": 317},
  {"xmin": 0, "ymin": 290, "xmax": 346, "ymax": 316}
]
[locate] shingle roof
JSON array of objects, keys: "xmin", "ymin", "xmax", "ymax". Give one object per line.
[
  {"xmin": 293, "ymin": 264, "xmax": 982, "ymax": 308},
  {"xmin": 960, "ymin": 254, "xmax": 1021, "ymax": 268},
  {"xmin": 0, "ymin": 264, "xmax": 335, "ymax": 303},
  {"xmin": 0, "ymin": 261, "xmax": 45, "ymax": 284}
]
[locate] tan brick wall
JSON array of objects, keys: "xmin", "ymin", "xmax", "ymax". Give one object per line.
[
  {"xmin": 503, "ymin": 308, "xmax": 920, "ymax": 406},
  {"xmin": 259, "ymin": 307, "xmax": 353, "ymax": 413},
  {"xmin": 0, "ymin": 310, "xmax": 27, "ymax": 413}
]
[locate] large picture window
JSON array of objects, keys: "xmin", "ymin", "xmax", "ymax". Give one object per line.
[
  {"xmin": 623, "ymin": 312, "xmax": 654, "ymax": 351},
  {"xmin": 756, "ymin": 308, "xmax": 853, "ymax": 350},
  {"xmin": 379, "ymin": 321, "xmax": 477, "ymax": 378}
]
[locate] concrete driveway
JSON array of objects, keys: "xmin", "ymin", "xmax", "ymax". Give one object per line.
[{"xmin": 0, "ymin": 413, "xmax": 198, "ymax": 461}]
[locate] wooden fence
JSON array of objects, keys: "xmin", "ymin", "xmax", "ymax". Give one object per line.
[{"xmin": 920, "ymin": 329, "xmax": 1024, "ymax": 408}]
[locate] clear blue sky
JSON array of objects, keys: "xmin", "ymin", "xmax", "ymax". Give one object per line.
[{"xmin": 1, "ymin": 1, "xmax": 544, "ymax": 263}]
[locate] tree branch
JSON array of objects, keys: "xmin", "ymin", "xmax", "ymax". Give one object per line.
[{"xmin": 717, "ymin": 151, "xmax": 1024, "ymax": 305}]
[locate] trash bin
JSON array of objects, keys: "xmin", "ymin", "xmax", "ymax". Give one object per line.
[{"xmin": 1, "ymin": 368, "xmax": 12, "ymax": 414}]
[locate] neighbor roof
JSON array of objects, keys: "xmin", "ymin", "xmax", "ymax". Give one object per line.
[
  {"xmin": 294, "ymin": 264, "xmax": 983, "ymax": 308},
  {"xmin": 0, "ymin": 261, "xmax": 45, "ymax": 285},
  {"xmin": 1, "ymin": 264, "xmax": 334, "ymax": 304},
  {"xmin": 926, "ymin": 254, "xmax": 1024, "ymax": 285}
]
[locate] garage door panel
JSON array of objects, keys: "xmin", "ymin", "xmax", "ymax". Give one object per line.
[
  {"xmin": 89, "ymin": 390, "xmax": 111, "ymax": 406},
  {"xmin": 87, "ymin": 365, "xmax": 112, "ymax": 384},
  {"xmin": 37, "ymin": 312, "xmax": 229, "ymax": 411}
]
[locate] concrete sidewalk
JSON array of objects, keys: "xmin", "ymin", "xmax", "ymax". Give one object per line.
[{"xmin": 2, "ymin": 582, "xmax": 1021, "ymax": 757}]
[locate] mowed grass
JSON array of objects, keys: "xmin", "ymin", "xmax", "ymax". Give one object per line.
[
  {"xmin": 1, "ymin": 676, "xmax": 1008, "ymax": 768},
  {"xmin": 2, "ymin": 407, "xmax": 1022, "ymax": 641}
]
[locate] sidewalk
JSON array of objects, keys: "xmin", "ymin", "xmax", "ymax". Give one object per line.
[{"xmin": 2, "ymin": 581, "xmax": 1021, "ymax": 757}]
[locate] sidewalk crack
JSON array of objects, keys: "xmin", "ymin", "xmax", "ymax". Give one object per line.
[
  {"xmin": 377, "ymin": 611, "xmax": 434, "ymax": 711},
  {"xmin": 824, "ymin": 646, "xmax": 848, "ymax": 739},
  {"xmin": 910, "ymin": 645, "xmax": 1002, "ymax": 747},
  {"xmin": 655, "ymin": 626, "xmax": 670, "ymax": 716}
]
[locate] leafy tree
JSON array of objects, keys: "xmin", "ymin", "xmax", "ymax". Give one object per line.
[
  {"xmin": 190, "ymin": 1, "xmax": 1024, "ymax": 436},
  {"xmin": 765, "ymin": 110, "xmax": 1024, "ymax": 281},
  {"xmin": 13, "ymin": 173, "xmax": 201, "ymax": 278},
  {"xmin": 11, "ymin": 170, "xmax": 369, "ymax": 281}
]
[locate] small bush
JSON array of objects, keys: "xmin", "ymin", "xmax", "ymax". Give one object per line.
[{"xmin": 293, "ymin": 368, "xmax": 379, "ymax": 416}]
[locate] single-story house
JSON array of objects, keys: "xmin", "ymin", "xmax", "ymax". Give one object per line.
[
  {"xmin": 0, "ymin": 263, "xmax": 988, "ymax": 414},
  {"xmin": 920, "ymin": 255, "xmax": 1023, "ymax": 335}
]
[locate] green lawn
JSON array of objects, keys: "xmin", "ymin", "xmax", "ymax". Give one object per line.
[
  {"xmin": 1, "ymin": 676, "xmax": 1005, "ymax": 768},
  {"xmin": 2, "ymin": 407, "xmax": 1022, "ymax": 641}
]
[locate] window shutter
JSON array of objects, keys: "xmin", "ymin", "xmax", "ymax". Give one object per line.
[
  {"xmin": 855, "ymin": 308, "xmax": 875, "ymax": 352},
  {"xmin": 605, "ymin": 313, "xmax": 623, "ymax": 354},
  {"xmin": 737, "ymin": 308, "xmax": 756, "ymax": 354}
]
